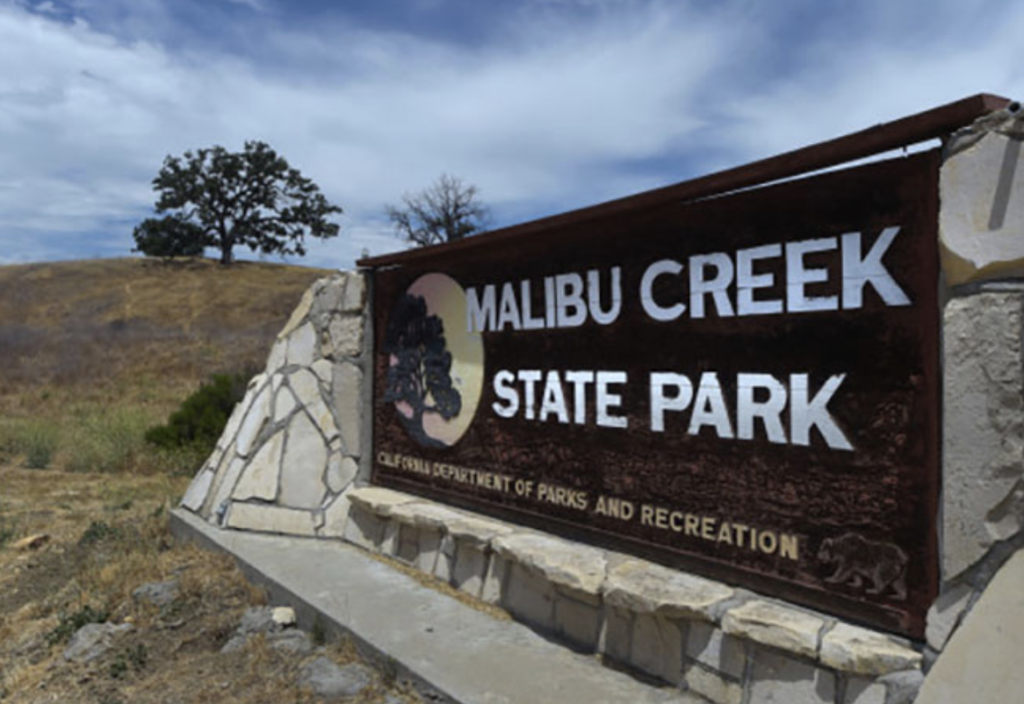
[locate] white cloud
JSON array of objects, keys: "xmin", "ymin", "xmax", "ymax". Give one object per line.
[
  {"xmin": 0, "ymin": 1, "xmax": 747, "ymax": 267},
  {"xmin": 0, "ymin": 0, "xmax": 1021, "ymax": 269}
]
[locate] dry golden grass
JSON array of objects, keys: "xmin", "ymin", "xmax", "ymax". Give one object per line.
[
  {"xmin": 0, "ymin": 256, "xmax": 333, "ymax": 475},
  {"xmin": 0, "ymin": 256, "xmax": 333, "ymax": 412},
  {"xmin": 0, "ymin": 464, "xmax": 422, "ymax": 704},
  {"xmin": 0, "ymin": 256, "xmax": 428, "ymax": 703}
]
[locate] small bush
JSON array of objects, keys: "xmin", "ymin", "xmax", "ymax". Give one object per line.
[
  {"xmin": 79, "ymin": 520, "xmax": 120, "ymax": 546},
  {"xmin": 46, "ymin": 605, "xmax": 110, "ymax": 645},
  {"xmin": 64, "ymin": 406, "xmax": 156, "ymax": 474},
  {"xmin": 144, "ymin": 372, "xmax": 252, "ymax": 463},
  {"xmin": 16, "ymin": 421, "xmax": 60, "ymax": 469},
  {"xmin": 0, "ymin": 498, "xmax": 14, "ymax": 548}
]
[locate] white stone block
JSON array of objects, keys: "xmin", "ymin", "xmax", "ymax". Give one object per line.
[
  {"xmin": 220, "ymin": 386, "xmax": 254, "ymax": 451},
  {"xmin": 332, "ymin": 362, "xmax": 363, "ymax": 457},
  {"xmin": 415, "ymin": 527, "xmax": 443, "ymax": 574},
  {"xmin": 320, "ymin": 492, "xmax": 351, "ymax": 539},
  {"xmin": 820, "ymin": 623, "xmax": 921, "ymax": 676},
  {"xmin": 604, "ymin": 559, "xmax": 733, "ymax": 620},
  {"xmin": 629, "ymin": 613, "xmax": 683, "ymax": 684},
  {"xmin": 940, "ymin": 112, "xmax": 1024, "ymax": 286},
  {"xmin": 435, "ymin": 535, "xmax": 456, "ymax": 583},
  {"xmin": 915, "ymin": 550, "xmax": 1024, "ymax": 704},
  {"xmin": 232, "ymin": 430, "xmax": 284, "ymax": 502},
  {"xmin": 683, "ymin": 662, "xmax": 742, "ymax": 704},
  {"xmin": 311, "ymin": 358, "xmax": 334, "ymax": 383},
  {"xmin": 286, "ymin": 322, "xmax": 317, "ymax": 367},
  {"xmin": 279, "ymin": 412, "xmax": 328, "ymax": 509},
  {"xmin": 310, "ymin": 277, "xmax": 344, "ymax": 324},
  {"xmin": 748, "ymin": 648, "xmax": 835, "ymax": 704},
  {"xmin": 235, "ymin": 384, "xmax": 271, "ymax": 458},
  {"xmin": 451, "ymin": 543, "xmax": 489, "ymax": 598},
  {"xmin": 277, "ymin": 286, "xmax": 315, "ymax": 339},
  {"xmin": 265, "ymin": 338, "xmax": 287, "ymax": 374},
  {"xmin": 396, "ymin": 524, "xmax": 420, "ymax": 564},
  {"xmin": 380, "ymin": 519, "xmax": 400, "ymax": 555},
  {"xmin": 324, "ymin": 316, "xmax": 363, "ymax": 359},
  {"xmin": 686, "ymin": 621, "xmax": 746, "ymax": 680},
  {"xmin": 206, "ymin": 449, "xmax": 246, "ymax": 519},
  {"xmin": 554, "ymin": 595, "xmax": 602, "ymax": 652},
  {"xmin": 943, "ymin": 291, "xmax": 1024, "ymax": 578},
  {"xmin": 389, "ymin": 501, "xmax": 467, "ymax": 531},
  {"xmin": 845, "ymin": 677, "xmax": 886, "ymax": 704},
  {"xmin": 492, "ymin": 533, "xmax": 606, "ymax": 603},
  {"xmin": 346, "ymin": 486, "xmax": 417, "ymax": 516},
  {"xmin": 226, "ymin": 503, "xmax": 317, "ymax": 537},
  {"xmin": 446, "ymin": 515, "xmax": 514, "ymax": 547},
  {"xmin": 325, "ymin": 454, "xmax": 358, "ymax": 494},
  {"xmin": 722, "ymin": 600, "xmax": 824, "ymax": 660},
  {"xmin": 289, "ymin": 368, "xmax": 323, "ymax": 406},
  {"xmin": 181, "ymin": 469, "xmax": 214, "ymax": 512},
  {"xmin": 599, "ymin": 605, "xmax": 633, "ymax": 664},
  {"xmin": 503, "ymin": 562, "xmax": 556, "ymax": 631},
  {"xmin": 480, "ymin": 553, "xmax": 508, "ymax": 604},
  {"xmin": 342, "ymin": 273, "xmax": 366, "ymax": 312},
  {"xmin": 272, "ymin": 606, "xmax": 296, "ymax": 627},
  {"xmin": 274, "ymin": 385, "xmax": 297, "ymax": 422},
  {"xmin": 342, "ymin": 503, "xmax": 385, "ymax": 550},
  {"xmin": 926, "ymin": 582, "xmax": 973, "ymax": 651}
]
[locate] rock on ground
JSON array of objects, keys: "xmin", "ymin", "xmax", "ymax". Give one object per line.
[
  {"xmin": 132, "ymin": 579, "xmax": 180, "ymax": 607},
  {"xmin": 297, "ymin": 656, "xmax": 375, "ymax": 700},
  {"xmin": 63, "ymin": 623, "xmax": 133, "ymax": 663}
]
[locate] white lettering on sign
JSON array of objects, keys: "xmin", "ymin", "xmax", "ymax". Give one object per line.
[
  {"xmin": 468, "ymin": 227, "xmax": 909, "ymax": 332},
  {"xmin": 648, "ymin": 371, "xmax": 852, "ymax": 451},
  {"xmin": 495, "ymin": 369, "xmax": 852, "ymax": 450},
  {"xmin": 492, "ymin": 369, "xmax": 630, "ymax": 429},
  {"xmin": 466, "ymin": 227, "xmax": 909, "ymax": 453},
  {"xmin": 467, "ymin": 267, "xmax": 623, "ymax": 332}
]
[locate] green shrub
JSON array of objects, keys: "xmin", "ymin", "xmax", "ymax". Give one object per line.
[
  {"xmin": 16, "ymin": 420, "xmax": 60, "ymax": 469},
  {"xmin": 64, "ymin": 406, "xmax": 157, "ymax": 474},
  {"xmin": 46, "ymin": 604, "xmax": 110, "ymax": 645},
  {"xmin": 78, "ymin": 520, "xmax": 120, "ymax": 546},
  {"xmin": 0, "ymin": 499, "xmax": 15, "ymax": 548},
  {"xmin": 144, "ymin": 371, "xmax": 252, "ymax": 463}
]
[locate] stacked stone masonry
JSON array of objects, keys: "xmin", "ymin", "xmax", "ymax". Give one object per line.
[
  {"xmin": 343, "ymin": 486, "xmax": 923, "ymax": 704},
  {"xmin": 180, "ymin": 272, "xmax": 368, "ymax": 538}
]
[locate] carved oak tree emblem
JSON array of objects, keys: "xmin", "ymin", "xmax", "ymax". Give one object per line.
[{"xmin": 383, "ymin": 292, "xmax": 463, "ymax": 448}]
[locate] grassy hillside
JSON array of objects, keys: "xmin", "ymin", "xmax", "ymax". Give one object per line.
[
  {"xmin": 0, "ymin": 256, "xmax": 334, "ymax": 472},
  {"xmin": 0, "ymin": 257, "xmax": 334, "ymax": 404}
]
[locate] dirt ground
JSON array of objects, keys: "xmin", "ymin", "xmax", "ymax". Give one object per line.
[{"xmin": 0, "ymin": 464, "xmax": 422, "ymax": 704}]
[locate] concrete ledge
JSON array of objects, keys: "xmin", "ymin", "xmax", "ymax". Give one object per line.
[
  {"xmin": 337, "ymin": 487, "xmax": 924, "ymax": 704},
  {"xmin": 170, "ymin": 508, "xmax": 696, "ymax": 704}
]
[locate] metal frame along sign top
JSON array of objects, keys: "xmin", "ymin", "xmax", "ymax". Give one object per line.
[{"xmin": 370, "ymin": 151, "xmax": 941, "ymax": 638}]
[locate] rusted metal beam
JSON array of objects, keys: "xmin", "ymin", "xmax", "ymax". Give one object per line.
[{"xmin": 359, "ymin": 92, "xmax": 1010, "ymax": 268}]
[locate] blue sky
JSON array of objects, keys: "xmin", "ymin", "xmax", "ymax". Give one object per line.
[{"xmin": 0, "ymin": 0, "xmax": 1021, "ymax": 269}]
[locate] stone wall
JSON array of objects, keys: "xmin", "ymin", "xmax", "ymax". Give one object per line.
[
  {"xmin": 922, "ymin": 104, "xmax": 1024, "ymax": 670},
  {"xmin": 179, "ymin": 271, "xmax": 370, "ymax": 540},
  {"xmin": 178, "ymin": 103, "xmax": 1024, "ymax": 703},
  {"xmin": 344, "ymin": 486, "xmax": 924, "ymax": 704}
]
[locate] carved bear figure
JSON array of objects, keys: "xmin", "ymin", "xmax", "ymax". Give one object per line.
[{"xmin": 817, "ymin": 533, "xmax": 908, "ymax": 601}]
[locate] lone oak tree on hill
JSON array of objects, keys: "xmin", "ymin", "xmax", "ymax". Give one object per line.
[
  {"xmin": 386, "ymin": 173, "xmax": 488, "ymax": 247},
  {"xmin": 133, "ymin": 141, "xmax": 341, "ymax": 265}
]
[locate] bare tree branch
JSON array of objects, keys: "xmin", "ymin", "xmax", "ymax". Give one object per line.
[{"xmin": 386, "ymin": 173, "xmax": 488, "ymax": 247}]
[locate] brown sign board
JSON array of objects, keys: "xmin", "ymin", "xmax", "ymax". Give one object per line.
[{"xmin": 370, "ymin": 152, "xmax": 940, "ymax": 638}]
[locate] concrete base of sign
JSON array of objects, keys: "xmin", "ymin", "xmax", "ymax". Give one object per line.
[
  {"xmin": 169, "ymin": 507, "xmax": 699, "ymax": 704},
  {"xmin": 332, "ymin": 487, "xmax": 923, "ymax": 704}
]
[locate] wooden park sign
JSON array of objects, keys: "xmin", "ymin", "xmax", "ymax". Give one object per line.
[{"xmin": 367, "ymin": 151, "xmax": 941, "ymax": 637}]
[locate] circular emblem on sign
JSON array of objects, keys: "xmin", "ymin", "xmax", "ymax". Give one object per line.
[{"xmin": 383, "ymin": 273, "xmax": 484, "ymax": 448}]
